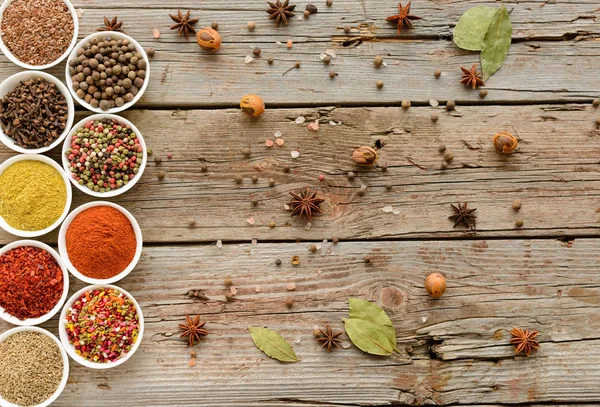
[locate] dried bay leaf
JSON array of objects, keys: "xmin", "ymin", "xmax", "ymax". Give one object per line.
[
  {"xmin": 343, "ymin": 298, "xmax": 398, "ymax": 356},
  {"xmin": 249, "ymin": 327, "xmax": 299, "ymax": 363},
  {"xmin": 481, "ymin": 5, "xmax": 512, "ymax": 81},
  {"xmin": 453, "ymin": 5, "xmax": 497, "ymax": 51}
]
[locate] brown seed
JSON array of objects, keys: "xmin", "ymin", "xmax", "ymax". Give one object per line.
[
  {"xmin": 363, "ymin": 255, "xmax": 372, "ymax": 264},
  {"xmin": 323, "ymin": 55, "xmax": 331, "ymax": 64},
  {"xmin": 269, "ymin": 221, "xmax": 276, "ymax": 228},
  {"xmin": 443, "ymin": 151, "xmax": 455, "ymax": 163},
  {"xmin": 253, "ymin": 48, "xmax": 261, "ymax": 57},
  {"xmin": 240, "ymin": 94, "xmax": 265, "ymax": 117},
  {"xmin": 385, "ymin": 182, "xmax": 393, "ymax": 191},
  {"xmin": 493, "ymin": 132, "xmax": 518, "ymax": 154},
  {"xmin": 309, "ymin": 244, "xmax": 318, "ymax": 252},
  {"xmin": 154, "ymin": 156, "xmax": 162, "ymax": 164},
  {"xmin": 251, "ymin": 175, "xmax": 259, "ymax": 183},
  {"xmin": 303, "ymin": 9, "xmax": 310, "ymax": 18},
  {"xmin": 190, "ymin": 350, "xmax": 197, "ymax": 358},
  {"xmin": 326, "ymin": 0, "xmax": 333, "ymax": 6},
  {"xmin": 440, "ymin": 162, "xmax": 448, "ymax": 170},
  {"xmin": 596, "ymin": 118, "xmax": 600, "ymax": 127},
  {"xmin": 188, "ymin": 219, "xmax": 196, "ymax": 227},
  {"xmin": 211, "ymin": 21, "xmax": 219, "ymax": 30},
  {"xmin": 425, "ymin": 273, "xmax": 446, "ymax": 298},
  {"xmin": 431, "ymin": 114, "xmax": 439, "ymax": 122},
  {"xmin": 332, "ymin": 237, "xmax": 339, "ymax": 244},
  {"xmin": 283, "ymin": 166, "xmax": 291, "ymax": 173},
  {"xmin": 267, "ymin": 57, "xmax": 274, "ymax": 65},
  {"xmin": 146, "ymin": 47, "xmax": 156, "ymax": 57},
  {"xmin": 224, "ymin": 277, "xmax": 233, "ymax": 287},
  {"xmin": 285, "ymin": 298, "xmax": 294, "ymax": 308},
  {"xmin": 234, "ymin": 175, "xmax": 243, "ymax": 184},
  {"xmin": 347, "ymin": 171, "xmax": 356, "ymax": 180},
  {"xmin": 380, "ymin": 163, "xmax": 388, "ymax": 172},
  {"xmin": 329, "ymin": 70, "xmax": 337, "ymax": 78},
  {"xmin": 275, "ymin": 259, "xmax": 282, "ymax": 266},
  {"xmin": 157, "ymin": 171, "xmax": 165, "ymax": 181},
  {"xmin": 291, "ymin": 256, "xmax": 300, "ymax": 266},
  {"xmin": 344, "ymin": 25, "xmax": 351, "ymax": 34},
  {"xmin": 593, "ymin": 99, "xmax": 600, "ymax": 108},
  {"xmin": 373, "ymin": 55, "xmax": 383, "ymax": 67},
  {"xmin": 247, "ymin": 21, "xmax": 256, "ymax": 31},
  {"xmin": 479, "ymin": 90, "xmax": 488, "ymax": 98},
  {"xmin": 434, "ymin": 69, "xmax": 441, "ymax": 78},
  {"xmin": 376, "ymin": 80, "xmax": 384, "ymax": 89},
  {"xmin": 402, "ymin": 100, "xmax": 411, "ymax": 110},
  {"xmin": 446, "ymin": 100, "xmax": 456, "ymax": 111},
  {"xmin": 515, "ymin": 219, "xmax": 524, "ymax": 228},
  {"xmin": 242, "ymin": 147, "xmax": 251, "ymax": 157},
  {"xmin": 438, "ymin": 144, "xmax": 446, "ymax": 153},
  {"xmin": 306, "ymin": 4, "xmax": 318, "ymax": 14},
  {"xmin": 251, "ymin": 197, "xmax": 259, "ymax": 206},
  {"xmin": 201, "ymin": 164, "xmax": 208, "ymax": 172},
  {"xmin": 268, "ymin": 178, "xmax": 276, "ymax": 187},
  {"xmin": 512, "ymin": 199, "xmax": 522, "ymax": 211}
]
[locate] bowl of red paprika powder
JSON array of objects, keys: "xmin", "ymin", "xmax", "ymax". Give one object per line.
[
  {"xmin": 59, "ymin": 284, "xmax": 144, "ymax": 369},
  {"xmin": 58, "ymin": 201, "xmax": 142, "ymax": 285},
  {"xmin": 0, "ymin": 240, "xmax": 69, "ymax": 326}
]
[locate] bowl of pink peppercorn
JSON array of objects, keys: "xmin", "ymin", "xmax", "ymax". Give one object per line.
[
  {"xmin": 61, "ymin": 114, "xmax": 146, "ymax": 198},
  {"xmin": 59, "ymin": 284, "xmax": 144, "ymax": 369}
]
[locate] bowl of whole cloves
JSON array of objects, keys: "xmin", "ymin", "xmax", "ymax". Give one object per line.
[{"xmin": 0, "ymin": 70, "xmax": 75, "ymax": 154}]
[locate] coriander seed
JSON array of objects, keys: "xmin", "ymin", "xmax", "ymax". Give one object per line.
[
  {"xmin": 251, "ymin": 198, "xmax": 259, "ymax": 206},
  {"xmin": 269, "ymin": 178, "xmax": 276, "ymax": 186},
  {"xmin": 402, "ymin": 100, "xmax": 411, "ymax": 110},
  {"xmin": 438, "ymin": 144, "xmax": 446, "ymax": 153},
  {"xmin": 344, "ymin": 25, "xmax": 351, "ymax": 33},
  {"xmin": 247, "ymin": 21, "xmax": 256, "ymax": 31},
  {"xmin": 593, "ymin": 99, "xmax": 600, "ymax": 107},
  {"xmin": 373, "ymin": 55, "xmax": 383, "ymax": 67},
  {"xmin": 512, "ymin": 199, "xmax": 522, "ymax": 211},
  {"xmin": 479, "ymin": 90, "xmax": 488, "ymax": 98},
  {"xmin": 268, "ymin": 57, "xmax": 274, "ymax": 64},
  {"xmin": 515, "ymin": 219, "xmax": 524, "ymax": 228},
  {"xmin": 363, "ymin": 255, "xmax": 372, "ymax": 264},
  {"xmin": 269, "ymin": 221, "xmax": 276, "ymax": 228},
  {"xmin": 242, "ymin": 147, "xmax": 251, "ymax": 157},
  {"xmin": 251, "ymin": 175, "xmax": 259, "ymax": 183},
  {"xmin": 376, "ymin": 80, "xmax": 384, "ymax": 89},
  {"xmin": 188, "ymin": 219, "xmax": 196, "ymax": 227},
  {"xmin": 358, "ymin": 185, "xmax": 367, "ymax": 196},
  {"xmin": 211, "ymin": 21, "xmax": 219, "ymax": 30},
  {"xmin": 446, "ymin": 100, "xmax": 456, "ymax": 111},
  {"xmin": 309, "ymin": 244, "xmax": 317, "ymax": 252},
  {"xmin": 323, "ymin": 55, "xmax": 331, "ymax": 64},
  {"xmin": 431, "ymin": 114, "xmax": 439, "ymax": 122},
  {"xmin": 440, "ymin": 162, "xmax": 448, "ymax": 170},
  {"xmin": 157, "ymin": 171, "xmax": 165, "ymax": 180},
  {"xmin": 326, "ymin": 0, "xmax": 333, "ymax": 6},
  {"xmin": 295, "ymin": 62, "xmax": 301, "ymax": 69},
  {"xmin": 380, "ymin": 163, "xmax": 388, "ymax": 172},
  {"xmin": 332, "ymin": 237, "xmax": 339, "ymax": 244},
  {"xmin": 234, "ymin": 175, "xmax": 243, "ymax": 184},
  {"xmin": 224, "ymin": 277, "xmax": 233, "ymax": 287},
  {"xmin": 444, "ymin": 151, "xmax": 455, "ymax": 163},
  {"xmin": 347, "ymin": 171, "xmax": 356, "ymax": 180},
  {"xmin": 154, "ymin": 156, "xmax": 162, "ymax": 164},
  {"xmin": 385, "ymin": 182, "xmax": 393, "ymax": 191}
]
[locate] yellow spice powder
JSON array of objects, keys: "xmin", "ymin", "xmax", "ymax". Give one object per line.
[{"xmin": 0, "ymin": 161, "xmax": 66, "ymax": 231}]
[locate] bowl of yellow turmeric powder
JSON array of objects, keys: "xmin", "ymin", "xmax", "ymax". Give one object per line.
[{"xmin": 0, "ymin": 154, "xmax": 72, "ymax": 237}]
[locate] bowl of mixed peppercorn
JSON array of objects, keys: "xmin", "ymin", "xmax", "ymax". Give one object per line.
[
  {"xmin": 0, "ymin": 71, "xmax": 75, "ymax": 154},
  {"xmin": 62, "ymin": 114, "xmax": 146, "ymax": 197},
  {"xmin": 65, "ymin": 31, "xmax": 149, "ymax": 114},
  {"xmin": 59, "ymin": 285, "xmax": 144, "ymax": 369}
]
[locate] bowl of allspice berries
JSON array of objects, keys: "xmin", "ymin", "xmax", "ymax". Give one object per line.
[{"xmin": 65, "ymin": 32, "xmax": 150, "ymax": 114}]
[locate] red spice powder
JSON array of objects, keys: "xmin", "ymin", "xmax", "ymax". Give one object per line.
[
  {"xmin": 0, "ymin": 246, "xmax": 64, "ymax": 320},
  {"xmin": 66, "ymin": 206, "xmax": 137, "ymax": 280}
]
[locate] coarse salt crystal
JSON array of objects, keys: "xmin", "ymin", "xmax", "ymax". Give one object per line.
[
  {"xmin": 216, "ymin": 240, "xmax": 223, "ymax": 248},
  {"xmin": 291, "ymin": 150, "xmax": 300, "ymax": 158},
  {"xmin": 274, "ymin": 131, "xmax": 283, "ymax": 138},
  {"xmin": 286, "ymin": 282, "xmax": 296, "ymax": 291},
  {"xmin": 304, "ymin": 222, "xmax": 312, "ymax": 231},
  {"xmin": 295, "ymin": 116, "xmax": 306, "ymax": 124},
  {"xmin": 382, "ymin": 206, "xmax": 394, "ymax": 213},
  {"xmin": 255, "ymin": 286, "xmax": 261, "ymax": 293},
  {"xmin": 152, "ymin": 29, "xmax": 160, "ymax": 39},
  {"xmin": 307, "ymin": 120, "xmax": 319, "ymax": 131},
  {"xmin": 230, "ymin": 287, "xmax": 237, "ymax": 296},
  {"xmin": 429, "ymin": 99, "xmax": 439, "ymax": 107},
  {"xmin": 325, "ymin": 49, "xmax": 336, "ymax": 58},
  {"xmin": 247, "ymin": 217, "xmax": 256, "ymax": 225},
  {"xmin": 252, "ymin": 239, "xmax": 257, "ymax": 245},
  {"xmin": 245, "ymin": 55, "xmax": 254, "ymax": 64}
]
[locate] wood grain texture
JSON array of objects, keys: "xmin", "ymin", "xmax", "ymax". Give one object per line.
[
  {"xmin": 0, "ymin": 239, "xmax": 599, "ymax": 406},
  {"xmin": 0, "ymin": 1, "xmax": 598, "ymax": 106},
  {"xmin": 2, "ymin": 104, "xmax": 598, "ymax": 244}
]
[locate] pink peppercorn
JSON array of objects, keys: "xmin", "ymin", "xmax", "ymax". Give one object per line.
[{"xmin": 319, "ymin": 174, "xmax": 325, "ymax": 181}]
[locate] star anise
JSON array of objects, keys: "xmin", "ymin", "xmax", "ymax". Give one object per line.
[
  {"xmin": 97, "ymin": 16, "xmax": 124, "ymax": 32},
  {"xmin": 267, "ymin": 0, "xmax": 296, "ymax": 26},
  {"xmin": 460, "ymin": 64, "xmax": 485, "ymax": 89},
  {"xmin": 510, "ymin": 328, "xmax": 540, "ymax": 357},
  {"xmin": 316, "ymin": 325, "xmax": 343, "ymax": 352},
  {"xmin": 179, "ymin": 314, "xmax": 209, "ymax": 347},
  {"xmin": 288, "ymin": 187, "xmax": 325, "ymax": 221},
  {"xmin": 170, "ymin": 10, "xmax": 199, "ymax": 40},
  {"xmin": 449, "ymin": 202, "xmax": 477, "ymax": 230},
  {"xmin": 386, "ymin": 2, "xmax": 421, "ymax": 34}
]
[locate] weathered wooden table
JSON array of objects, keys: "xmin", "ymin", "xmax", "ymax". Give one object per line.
[{"xmin": 1, "ymin": 1, "xmax": 600, "ymax": 406}]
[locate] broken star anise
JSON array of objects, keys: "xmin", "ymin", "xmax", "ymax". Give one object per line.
[
  {"xmin": 288, "ymin": 187, "xmax": 325, "ymax": 221},
  {"xmin": 170, "ymin": 10, "xmax": 199, "ymax": 40},
  {"xmin": 316, "ymin": 325, "xmax": 343, "ymax": 352},
  {"xmin": 179, "ymin": 314, "xmax": 209, "ymax": 347},
  {"xmin": 460, "ymin": 64, "xmax": 485, "ymax": 89},
  {"xmin": 97, "ymin": 16, "xmax": 124, "ymax": 32},
  {"xmin": 449, "ymin": 202, "xmax": 477, "ymax": 230},
  {"xmin": 386, "ymin": 2, "xmax": 421, "ymax": 34},
  {"xmin": 510, "ymin": 328, "xmax": 540, "ymax": 357},
  {"xmin": 267, "ymin": 0, "xmax": 296, "ymax": 26}
]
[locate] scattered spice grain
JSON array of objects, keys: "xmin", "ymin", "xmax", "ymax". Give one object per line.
[
  {"xmin": 0, "ymin": 331, "xmax": 64, "ymax": 406},
  {"xmin": 434, "ymin": 69, "xmax": 441, "ymax": 78},
  {"xmin": 306, "ymin": 4, "xmax": 318, "ymax": 14},
  {"xmin": 0, "ymin": 246, "xmax": 63, "ymax": 320},
  {"xmin": 431, "ymin": 114, "xmax": 439, "ymax": 122},
  {"xmin": 376, "ymin": 80, "xmax": 384, "ymax": 89},
  {"xmin": 479, "ymin": 90, "xmax": 488, "ymax": 98},
  {"xmin": 593, "ymin": 99, "xmax": 600, "ymax": 108},
  {"xmin": 248, "ymin": 21, "xmax": 257, "ymax": 31},
  {"xmin": 373, "ymin": 55, "xmax": 384, "ymax": 67},
  {"xmin": 446, "ymin": 100, "xmax": 456, "ymax": 111},
  {"xmin": 512, "ymin": 200, "xmax": 522, "ymax": 211},
  {"xmin": 211, "ymin": 21, "xmax": 219, "ymax": 30},
  {"xmin": 1, "ymin": 0, "xmax": 75, "ymax": 66},
  {"xmin": 66, "ymin": 206, "xmax": 137, "ymax": 280},
  {"xmin": 515, "ymin": 219, "xmax": 524, "ymax": 228},
  {"xmin": 326, "ymin": 0, "xmax": 333, "ymax": 6},
  {"xmin": 344, "ymin": 25, "xmax": 351, "ymax": 33},
  {"xmin": 402, "ymin": 100, "xmax": 411, "ymax": 110},
  {"xmin": 443, "ymin": 151, "xmax": 455, "ymax": 163}
]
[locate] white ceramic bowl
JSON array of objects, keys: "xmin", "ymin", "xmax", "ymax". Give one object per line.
[
  {"xmin": 0, "ymin": 0, "xmax": 78, "ymax": 70},
  {"xmin": 0, "ymin": 71, "xmax": 75, "ymax": 154},
  {"xmin": 0, "ymin": 240, "xmax": 69, "ymax": 326},
  {"xmin": 58, "ymin": 201, "xmax": 143, "ymax": 285},
  {"xmin": 59, "ymin": 284, "xmax": 144, "ymax": 369},
  {"xmin": 62, "ymin": 113, "xmax": 147, "ymax": 198},
  {"xmin": 0, "ymin": 154, "xmax": 72, "ymax": 238},
  {"xmin": 0, "ymin": 326, "xmax": 69, "ymax": 407},
  {"xmin": 65, "ymin": 31, "xmax": 150, "ymax": 114}
]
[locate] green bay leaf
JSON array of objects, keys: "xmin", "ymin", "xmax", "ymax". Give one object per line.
[
  {"xmin": 453, "ymin": 6, "xmax": 497, "ymax": 51},
  {"xmin": 249, "ymin": 327, "xmax": 299, "ymax": 363},
  {"xmin": 343, "ymin": 318, "xmax": 395, "ymax": 356},
  {"xmin": 480, "ymin": 5, "xmax": 512, "ymax": 81},
  {"xmin": 348, "ymin": 298, "xmax": 397, "ymax": 349}
]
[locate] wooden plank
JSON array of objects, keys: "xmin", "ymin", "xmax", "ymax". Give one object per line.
[
  {"xmin": 0, "ymin": 2, "xmax": 599, "ymax": 106},
  {"xmin": 1, "ymin": 104, "xmax": 599, "ymax": 244},
  {"xmin": 1, "ymin": 239, "xmax": 599, "ymax": 406}
]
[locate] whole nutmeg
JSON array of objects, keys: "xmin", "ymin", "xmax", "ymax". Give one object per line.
[
  {"xmin": 196, "ymin": 28, "xmax": 221, "ymax": 52},
  {"xmin": 352, "ymin": 146, "xmax": 378, "ymax": 166},
  {"xmin": 493, "ymin": 131, "xmax": 518, "ymax": 154},
  {"xmin": 425, "ymin": 273, "xmax": 446, "ymax": 298},
  {"xmin": 240, "ymin": 94, "xmax": 265, "ymax": 117}
]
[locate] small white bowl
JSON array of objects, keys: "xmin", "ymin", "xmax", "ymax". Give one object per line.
[
  {"xmin": 0, "ymin": 326, "xmax": 69, "ymax": 407},
  {"xmin": 0, "ymin": 240, "xmax": 69, "ymax": 326},
  {"xmin": 65, "ymin": 32, "xmax": 150, "ymax": 114},
  {"xmin": 58, "ymin": 201, "xmax": 143, "ymax": 285},
  {"xmin": 59, "ymin": 284, "xmax": 144, "ymax": 369},
  {"xmin": 62, "ymin": 113, "xmax": 147, "ymax": 198},
  {"xmin": 0, "ymin": 154, "xmax": 72, "ymax": 238},
  {"xmin": 0, "ymin": 71, "xmax": 75, "ymax": 154},
  {"xmin": 0, "ymin": 0, "xmax": 79, "ymax": 70}
]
